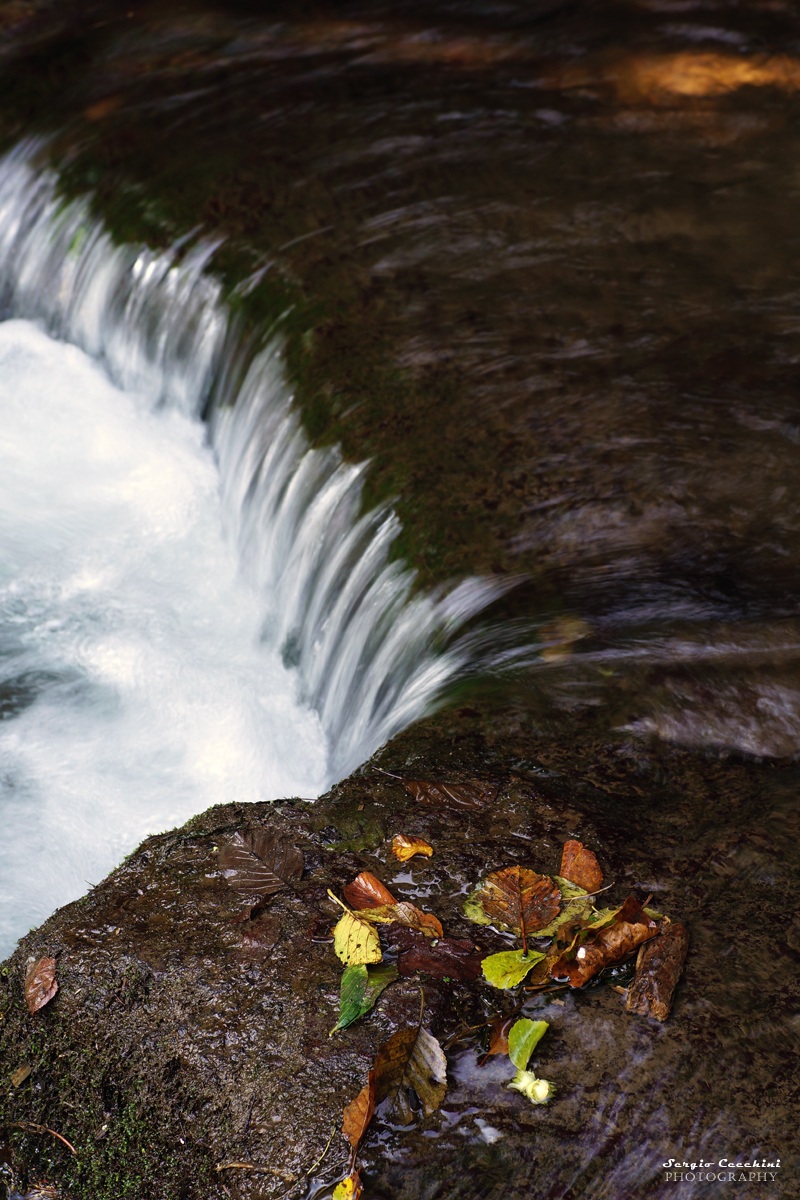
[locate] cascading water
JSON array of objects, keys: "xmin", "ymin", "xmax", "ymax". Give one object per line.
[{"xmin": 0, "ymin": 141, "xmax": 503, "ymax": 959}]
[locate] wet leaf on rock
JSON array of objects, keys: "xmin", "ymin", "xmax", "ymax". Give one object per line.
[
  {"xmin": 331, "ymin": 964, "xmax": 399, "ymax": 1035},
  {"xmin": 403, "ymin": 778, "xmax": 498, "ymax": 812},
  {"xmin": 550, "ymin": 894, "xmax": 659, "ymax": 987},
  {"xmin": 475, "ymin": 866, "xmax": 561, "ymax": 951},
  {"xmin": 559, "ymin": 839, "xmax": 603, "ymax": 893},
  {"xmin": 218, "ymin": 830, "xmax": 303, "ymax": 905},
  {"xmin": 333, "ymin": 911, "xmax": 382, "ymax": 966},
  {"xmin": 343, "ymin": 1071, "xmax": 376, "ymax": 1153},
  {"xmin": 239, "ymin": 914, "xmax": 281, "ymax": 960},
  {"xmin": 533, "ymin": 877, "xmax": 593, "ymax": 939},
  {"xmin": 625, "ymin": 919, "xmax": 689, "ymax": 1021},
  {"xmin": 507, "ymin": 1018, "xmax": 548, "ymax": 1071},
  {"xmin": 333, "ymin": 1171, "xmax": 363, "ymax": 1200},
  {"xmin": 481, "ymin": 948, "xmax": 546, "ymax": 989},
  {"xmin": 24, "ymin": 957, "xmax": 58, "ymax": 1014},
  {"xmin": 358, "ymin": 901, "xmax": 443, "ymax": 939},
  {"xmin": 343, "ymin": 871, "xmax": 397, "ymax": 910},
  {"xmin": 391, "ymin": 833, "xmax": 434, "ymax": 862},
  {"xmin": 374, "ymin": 1024, "xmax": 447, "ymax": 1125},
  {"xmin": 482, "ymin": 1016, "xmax": 513, "ymax": 1061},
  {"xmin": 396, "ymin": 932, "xmax": 484, "ymax": 980}
]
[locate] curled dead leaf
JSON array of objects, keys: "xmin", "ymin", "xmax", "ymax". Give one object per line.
[
  {"xmin": 343, "ymin": 871, "xmax": 397, "ymax": 910},
  {"xmin": 625, "ymin": 919, "xmax": 689, "ymax": 1021},
  {"xmin": 358, "ymin": 901, "xmax": 443, "ymax": 939},
  {"xmin": 391, "ymin": 833, "xmax": 434, "ymax": 862},
  {"xmin": 550, "ymin": 894, "xmax": 659, "ymax": 987},
  {"xmin": 24, "ymin": 957, "xmax": 58, "ymax": 1015},
  {"xmin": 374, "ymin": 1023, "xmax": 447, "ymax": 1125}
]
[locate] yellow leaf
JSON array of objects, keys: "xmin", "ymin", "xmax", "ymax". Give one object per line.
[
  {"xmin": 357, "ymin": 901, "xmax": 443, "ymax": 939},
  {"xmin": 333, "ymin": 911, "xmax": 382, "ymax": 965},
  {"xmin": 333, "ymin": 1172, "xmax": 363, "ymax": 1199},
  {"xmin": 391, "ymin": 834, "xmax": 434, "ymax": 862}
]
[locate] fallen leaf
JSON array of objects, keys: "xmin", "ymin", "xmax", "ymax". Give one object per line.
[
  {"xmin": 374, "ymin": 1024, "xmax": 447, "ymax": 1125},
  {"xmin": 10, "ymin": 1063, "xmax": 31, "ymax": 1087},
  {"xmin": 477, "ymin": 866, "xmax": 562, "ymax": 952},
  {"xmin": 403, "ymin": 779, "xmax": 498, "ymax": 812},
  {"xmin": 343, "ymin": 871, "xmax": 397, "ymax": 910},
  {"xmin": 343, "ymin": 1072, "xmax": 375, "ymax": 1153},
  {"xmin": 358, "ymin": 901, "xmax": 443, "ymax": 939},
  {"xmin": 559, "ymin": 840, "xmax": 603, "ymax": 893},
  {"xmin": 480, "ymin": 1016, "xmax": 513, "ymax": 1063},
  {"xmin": 24, "ymin": 958, "xmax": 58, "ymax": 1014},
  {"xmin": 333, "ymin": 911, "xmax": 382, "ymax": 966},
  {"xmin": 533, "ymin": 877, "xmax": 593, "ymax": 939},
  {"xmin": 391, "ymin": 834, "xmax": 434, "ymax": 862},
  {"xmin": 481, "ymin": 948, "xmax": 546, "ymax": 989},
  {"xmin": 507, "ymin": 1018, "xmax": 548, "ymax": 1071},
  {"xmin": 333, "ymin": 1172, "xmax": 363, "ymax": 1200},
  {"xmin": 625, "ymin": 919, "xmax": 689, "ymax": 1022},
  {"xmin": 331, "ymin": 964, "xmax": 399, "ymax": 1035},
  {"xmin": 218, "ymin": 830, "xmax": 303, "ymax": 906},
  {"xmin": 396, "ymin": 933, "xmax": 484, "ymax": 981},
  {"xmin": 549, "ymin": 894, "xmax": 659, "ymax": 987}
]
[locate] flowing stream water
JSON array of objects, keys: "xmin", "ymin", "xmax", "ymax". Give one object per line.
[{"xmin": 0, "ymin": 144, "xmax": 501, "ymax": 959}]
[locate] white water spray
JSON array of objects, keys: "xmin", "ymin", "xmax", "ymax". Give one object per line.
[{"xmin": 0, "ymin": 143, "xmax": 504, "ymax": 957}]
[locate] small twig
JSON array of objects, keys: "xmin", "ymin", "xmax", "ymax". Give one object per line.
[
  {"xmin": 7, "ymin": 1121, "xmax": 77, "ymax": 1156},
  {"xmin": 215, "ymin": 1162, "xmax": 296, "ymax": 1181},
  {"xmin": 373, "ymin": 766, "xmax": 404, "ymax": 781},
  {"xmin": 304, "ymin": 1122, "xmax": 337, "ymax": 1179}
]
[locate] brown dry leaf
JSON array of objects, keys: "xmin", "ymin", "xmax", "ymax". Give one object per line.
[
  {"xmin": 394, "ymin": 930, "xmax": 484, "ymax": 980},
  {"xmin": 403, "ymin": 779, "xmax": 498, "ymax": 812},
  {"xmin": 480, "ymin": 867, "xmax": 561, "ymax": 952},
  {"xmin": 391, "ymin": 834, "xmax": 434, "ymax": 862},
  {"xmin": 625, "ymin": 919, "xmax": 689, "ymax": 1022},
  {"xmin": 343, "ymin": 1070, "xmax": 375, "ymax": 1153},
  {"xmin": 374, "ymin": 1024, "xmax": 447, "ymax": 1125},
  {"xmin": 480, "ymin": 1015, "xmax": 513, "ymax": 1063},
  {"xmin": 359, "ymin": 901, "xmax": 443, "ymax": 939},
  {"xmin": 239, "ymin": 914, "xmax": 281, "ymax": 960},
  {"xmin": 550, "ymin": 894, "xmax": 659, "ymax": 987},
  {"xmin": 218, "ymin": 830, "xmax": 303, "ymax": 906},
  {"xmin": 559, "ymin": 839, "xmax": 604, "ymax": 893},
  {"xmin": 10, "ymin": 1063, "xmax": 31, "ymax": 1087},
  {"xmin": 343, "ymin": 871, "xmax": 397, "ymax": 910},
  {"xmin": 24, "ymin": 957, "xmax": 58, "ymax": 1015}
]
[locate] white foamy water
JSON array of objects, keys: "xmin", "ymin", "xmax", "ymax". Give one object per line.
[
  {"xmin": 0, "ymin": 142, "xmax": 507, "ymax": 958},
  {"xmin": 0, "ymin": 319, "xmax": 329, "ymax": 955}
]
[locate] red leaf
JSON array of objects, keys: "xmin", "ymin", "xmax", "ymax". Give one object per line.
[
  {"xmin": 403, "ymin": 779, "xmax": 498, "ymax": 812},
  {"xmin": 342, "ymin": 1071, "xmax": 375, "ymax": 1153},
  {"xmin": 396, "ymin": 933, "xmax": 484, "ymax": 981},
  {"xmin": 559, "ymin": 839, "xmax": 603, "ymax": 892},
  {"xmin": 342, "ymin": 871, "xmax": 397, "ymax": 910},
  {"xmin": 25, "ymin": 957, "xmax": 58, "ymax": 1014}
]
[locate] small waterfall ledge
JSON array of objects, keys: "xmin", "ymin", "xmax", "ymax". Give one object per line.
[{"xmin": 0, "ymin": 140, "xmax": 507, "ymax": 782}]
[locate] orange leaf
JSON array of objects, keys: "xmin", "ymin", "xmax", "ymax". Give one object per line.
[
  {"xmin": 343, "ymin": 1071, "xmax": 375, "ymax": 1153},
  {"xmin": 343, "ymin": 871, "xmax": 397, "ymax": 911},
  {"xmin": 391, "ymin": 834, "xmax": 434, "ymax": 862},
  {"xmin": 480, "ymin": 866, "xmax": 561, "ymax": 952},
  {"xmin": 24, "ymin": 957, "xmax": 58, "ymax": 1014},
  {"xmin": 559, "ymin": 840, "xmax": 603, "ymax": 893}
]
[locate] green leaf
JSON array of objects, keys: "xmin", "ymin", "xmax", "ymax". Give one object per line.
[
  {"xmin": 508, "ymin": 1018, "xmax": 549, "ymax": 1070},
  {"xmin": 508, "ymin": 1069, "xmax": 556, "ymax": 1104},
  {"xmin": 481, "ymin": 948, "xmax": 546, "ymax": 989},
  {"xmin": 464, "ymin": 888, "xmax": 494, "ymax": 927},
  {"xmin": 330, "ymin": 964, "xmax": 399, "ymax": 1035}
]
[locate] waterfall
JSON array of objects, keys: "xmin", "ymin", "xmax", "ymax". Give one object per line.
[{"xmin": 0, "ymin": 141, "xmax": 504, "ymax": 956}]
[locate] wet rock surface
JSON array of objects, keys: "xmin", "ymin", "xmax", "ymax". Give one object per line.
[{"xmin": 1, "ymin": 709, "xmax": 796, "ymax": 1198}]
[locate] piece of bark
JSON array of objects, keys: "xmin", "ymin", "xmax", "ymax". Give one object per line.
[{"xmin": 625, "ymin": 920, "xmax": 689, "ymax": 1022}]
